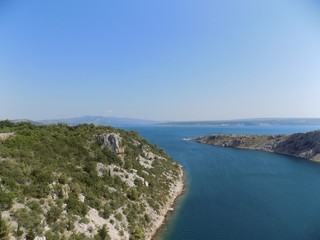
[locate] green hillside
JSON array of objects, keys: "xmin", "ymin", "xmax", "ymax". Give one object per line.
[{"xmin": 0, "ymin": 121, "xmax": 183, "ymax": 240}]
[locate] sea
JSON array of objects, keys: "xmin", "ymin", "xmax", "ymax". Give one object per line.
[{"xmin": 120, "ymin": 125, "xmax": 320, "ymax": 240}]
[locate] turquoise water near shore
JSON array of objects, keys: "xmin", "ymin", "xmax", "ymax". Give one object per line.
[{"xmin": 121, "ymin": 125, "xmax": 320, "ymax": 240}]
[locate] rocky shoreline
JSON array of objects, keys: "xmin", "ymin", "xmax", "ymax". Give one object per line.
[
  {"xmin": 186, "ymin": 130, "xmax": 320, "ymax": 162},
  {"xmin": 147, "ymin": 165, "xmax": 185, "ymax": 240}
]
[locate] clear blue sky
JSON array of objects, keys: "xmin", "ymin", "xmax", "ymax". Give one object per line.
[{"xmin": 1, "ymin": 0, "xmax": 320, "ymax": 121}]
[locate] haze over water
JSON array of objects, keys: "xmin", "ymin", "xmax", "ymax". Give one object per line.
[{"xmin": 123, "ymin": 125, "xmax": 320, "ymax": 240}]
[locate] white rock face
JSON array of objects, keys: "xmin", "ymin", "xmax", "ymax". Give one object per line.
[
  {"xmin": 0, "ymin": 133, "xmax": 14, "ymax": 142},
  {"xmin": 298, "ymin": 149, "xmax": 314, "ymax": 159},
  {"xmin": 34, "ymin": 237, "xmax": 46, "ymax": 240},
  {"xmin": 138, "ymin": 155, "xmax": 153, "ymax": 169},
  {"xmin": 96, "ymin": 133, "xmax": 124, "ymax": 154}
]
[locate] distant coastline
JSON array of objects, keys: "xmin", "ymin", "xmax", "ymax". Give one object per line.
[
  {"xmin": 159, "ymin": 118, "xmax": 320, "ymax": 126},
  {"xmin": 7, "ymin": 117, "xmax": 320, "ymax": 128},
  {"xmin": 187, "ymin": 130, "xmax": 320, "ymax": 162}
]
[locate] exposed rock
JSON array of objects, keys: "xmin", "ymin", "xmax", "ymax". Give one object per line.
[
  {"xmin": 144, "ymin": 165, "xmax": 184, "ymax": 240},
  {"xmin": 138, "ymin": 147, "xmax": 167, "ymax": 169},
  {"xmin": 96, "ymin": 162, "xmax": 108, "ymax": 177},
  {"xmin": 50, "ymin": 193, "xmax": 57, "ymax": 200},
  {"xmin": 274, "ymin": 131, "xmax": 320, "ymax": 160},
  {"xmin": 78, "ymin": 193, "xmax": 85, "ymax": 203},
  {"xmin": 138, "ymin": 155, "xmax": 153, "ymax": 169},
  {"xmin": 0, "ymin": 133, "xmax": 14, "ymax": 142},
  {"xmin": 96, "ymin": 163, "xmax": 145, "ymax": 187},
  {"xmin": 61, "ymin": 184, "xmax": 70, "ymax": 199},
  {"xmin": 73, "ymin": 207, "xmax": 129, "ymax": 240},
  {"xmin": 189, "ymin": 130, "xmax": 320, "ymax": 161},
  {"xmin": 96, "ymin": 133, "xmax": 124, "ymax": 154},
  {"xmin": 131, "ymin": 139, "xmax": 141, "ymax": 147},
  {"xmin": 34, "ymin": 237, "xmax": 46, "ymax": 240}
]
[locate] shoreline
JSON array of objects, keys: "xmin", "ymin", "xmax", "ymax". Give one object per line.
[
  {"xmin": 147, "ymin": 165, "xmax": 186, "ymax": 240},
  {"xmin": 188, "ymin": 131, "xmax": 320, "ymax": 162}
]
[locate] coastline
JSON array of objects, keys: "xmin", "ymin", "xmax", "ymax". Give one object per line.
[
  {"xmin": 188, "ymin": 131, "xmax": 320, "ymax": 162},
  {"xmin": 146, "ymin": 165, "xmax": 186, "ymax": 240}
]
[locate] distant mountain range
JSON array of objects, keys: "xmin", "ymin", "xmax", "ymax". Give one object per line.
[
  {"xmin": 39, "ymin": 116, "xmax": 164, "ymax": 126},
  {"xmin": 8, "ymin": 117, "xmax": 320, "ymax": 127},
  {"xmin": 160, "ymin": 118, "xmax": 320, "ymax": 126}
]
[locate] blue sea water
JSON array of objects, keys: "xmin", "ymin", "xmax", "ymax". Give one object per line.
[{"xmin": 121, "ymin": 125, "xmax": 320, "ymax": 240}]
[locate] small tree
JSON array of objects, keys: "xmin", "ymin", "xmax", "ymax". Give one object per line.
[
  {"xmin": 127, "ymin": 188, "xmax": 140, "ymax": 201},
  {"xmin": 25, "ymin": 230, "xmax": 35, "ymax": 240},
  {"xmin": 0, "ymin": 190, "xmax": 12, "ymax": 211},
  {"xmin": 132, "ymin": 226, "xmax": 143, "ymax": 239},
  {"xmin": 46, "ymin": 206, "xmax": 62, "ymax": 225},
  {"xmin": 97, "ymin": 224, "xmax": 109, "ymax": 240}
]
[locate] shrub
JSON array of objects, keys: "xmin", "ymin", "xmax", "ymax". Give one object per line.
[
  {"xmin": 65, "ymin": 193, "xmax": 88, "ymax": 217},
  {"xmin": 127, "ymin": 188, "xmax": 140, "ymax": 201},
  {"xmin": 96, "ymin": 224, "xmax": 110, "ymax": 240},
  {"xmin": 46, "ymin": 206, "xmax": 62, "ymax": 225},
  {"xmin": 131, "ymin": 226, "xmax": 143, "ymax": 239},
  {"xmin": 0, "ymin": 191, "xmax": 12, "ymax": 211}
]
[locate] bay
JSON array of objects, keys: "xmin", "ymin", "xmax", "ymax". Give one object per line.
[{"xmin": 121, "ymin": 125, "xmax": 320, "ymax": 240}]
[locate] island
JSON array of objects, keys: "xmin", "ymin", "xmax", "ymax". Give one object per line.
[
  {"xmin": 186, "ymin": 130, "xmax": 320, "ymax": 161},
  {"xmin": 0, "ymin": 120, "xmax": 184, "ymax": 240}
]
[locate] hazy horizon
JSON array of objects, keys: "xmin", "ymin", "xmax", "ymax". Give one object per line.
[
  {"xmin": 1, "ymin": 0, "xmax": 320, "ymax": 121},
  {"xmin": 3, "ymin": 115, "xmax": 320, "ymax": 124}
]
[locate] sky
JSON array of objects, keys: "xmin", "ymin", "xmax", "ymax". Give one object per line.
[{"xmin": 1, "ymin": 0, "xmax": 320, "ymax": 121}]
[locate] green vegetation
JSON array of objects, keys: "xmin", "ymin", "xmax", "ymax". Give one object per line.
[
  {"xmin": 96, "ymin": 224, "xmax": 110, "ymax": 240},
  {"xmin": 0, "ymin": 121, "xmax": 181, "ymax": 239},
  {"xmin": 0, "ymin": 215, "xmax": 9, "ymax": 240}
]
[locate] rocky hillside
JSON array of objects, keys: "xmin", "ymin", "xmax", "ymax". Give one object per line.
[
  {"xmin": 188, "ymin": 130, "xmax": 320, "ymax": 161},
  {"xmin": 0, "ymin": 120, "xmax": 184, "ymax": 240}
]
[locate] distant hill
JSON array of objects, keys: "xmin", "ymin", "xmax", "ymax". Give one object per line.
[
  {"xmin": 40, "ymin": 116, "xmax": 164, "ymax": 126},
  {"xmin": 11, "ymin": 119, "xmax": 43, "ymax": 125},
  {"xmin": 161, "ymin": 118, "xmax": 320, "ymax": 126}
]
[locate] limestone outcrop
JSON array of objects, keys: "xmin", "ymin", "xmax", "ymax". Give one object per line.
[
  {"xmin": 0, "ymin": 133, "xmax": 14, "ymax": 142},
  {"xmin": 96, "ymin": 132, "xmax": 124, "ymax": 154}
]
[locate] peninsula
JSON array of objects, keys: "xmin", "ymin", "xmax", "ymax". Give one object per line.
[
  {"xmin": 187, "ymin": 130, "xmax": 320, "ymax": 161},
  {"xmin": 0, "ymin": 121, "xmax": 184, "ymax": 240}
]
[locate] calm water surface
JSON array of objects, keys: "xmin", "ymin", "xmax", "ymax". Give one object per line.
[{"xmin": 121, "ymin": 125, "xmax": 320, "ymax": 240}]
